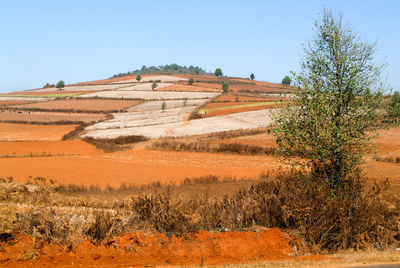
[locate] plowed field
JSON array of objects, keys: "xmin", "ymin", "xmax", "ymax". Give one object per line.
[
  {"xmin": 0, "ymin": 123, "xmax": 78, "ymax": 141},
  {"xmin": 14, "ymin": 99, "xmax": 140, "ymax": 111},
  {"xmin": 0, "ymin": 111, "xmax": 105, "ymax": 123}
]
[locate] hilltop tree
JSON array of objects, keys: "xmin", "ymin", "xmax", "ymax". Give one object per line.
[
  {"xmin": 281, "ymin": 76, "xmax": 291, "ymax": 86},
  {"xmin": 250, "ymin": 73, "xmax": 255, "ymax": 81},
  {"xmin": 273, "ymin": 9, "xmax": 384, "ymax": 194},
  {"xmin": 188, "ymin": 78, "xmax": 194, "ymax": 85},
  {"xmin": 215, "ymin": 68, "xmax": 223, "ymax": 77},
  {"xmin": 136, "ymin": 74, "xmax": 142, "ymax": 82},
  {"xmin": 56, "ymin": 80, "xmax": 65, "ymax": 91},
  {"xmin": 222, "ymin": 82, "xmax": 229, "ymax": 93},
  {"xmin": 151, "ymin": 81, "xmax": 158, "ymax": 91}
]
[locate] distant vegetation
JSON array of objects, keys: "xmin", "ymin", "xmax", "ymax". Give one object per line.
[
  {"xmin": 250, "ymin": 73, "xmax": 255, "ymax": 81},
  {"xmin": 56, "ymin": 80, "xmax": 65, "ymax": 91},
  {"xmin": 214, "ymin": 68, "xmax": 223, "ymax": 77},
  {"xmin": 111, "ymin": 64, "xmax": 209, "ymax": 78},
  {"xmin": 281, "ymin": 76, "xmax": 291, "ymax": 86},
  {"xmin": 222, "ymin": 82, "xmax": 229, "ymax": 93}
]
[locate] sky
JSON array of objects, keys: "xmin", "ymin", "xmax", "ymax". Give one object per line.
[{"xmin": 1, "ymin": 0, "xmax": 399, "ymax": 93}]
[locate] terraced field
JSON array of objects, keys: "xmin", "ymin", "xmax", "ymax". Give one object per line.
[{"xmin": 79, "ymin": 90, "xmax": 219, "ymax": 100}]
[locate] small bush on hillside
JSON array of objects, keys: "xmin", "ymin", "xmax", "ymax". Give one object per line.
[
  {"xmin": 215, "ymin": 68, "xmax": 223, "ymax": 77},
  {"xmin": 136, "ymin": 74, "xmax": 142, "ymax": 82},
  {"xmin": 386, "ymin": 91, "xmax": 400, "ymax": 120},
  {"xmin": 222, "ymin": 82, "xmax": 229, "ymax": 93},
  {"xmin": 56, "ymin": 80, "xmax": 65, "ymax": 91},
  {"xmin": 152, "ymin": 81, "xmax": 158, "ymax": 90},
  {"xmin": 188, "ymin": 78, "xmax": 194, "ymax": 85}
]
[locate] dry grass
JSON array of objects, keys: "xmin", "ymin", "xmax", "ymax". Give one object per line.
[
  {"xmin": 83, "ymin": 135, "xmax": 148, "ymax": 152},
  {"xmin": 1, "ymin": 170, "xmax": 399, "ymax": 251},
  {"xmin": 151, "ymin": 139, "xmax": 276, "ymax": 156}
]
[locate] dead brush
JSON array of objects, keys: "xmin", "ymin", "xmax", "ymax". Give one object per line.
[
  {"xmin": 84, "ymin": 210, "xmax": 126, "ymax": 243},
  {"xmin": 83, "ymin": 135, "xmax": 148, "ymax": 152},
  {"xmin": 151, "ymin": 140, "xmax": 275, "ymax": 156},
  {"xmin": 374, "ymin": 155, "xmax": 400, "ymax": 164}
]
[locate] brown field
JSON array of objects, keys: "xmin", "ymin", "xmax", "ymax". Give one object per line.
[
  {"xmin": 0, "ymin": 123, "xmax": 78, "ymax": 141},
  {"xmin": 5, "ymin": 90, "xmax": 95, "ymax": 96},
  {"xmin": 13, "ymin": 99, "xmax": 140, "ymax": 112},
  {"xmin": 213, "ymin": 92, "xmax": 276, "ymax": 102},
  {"xmin": 0, "ymin": 111, "xmax": 105, "ymax": 123},
  {"xmin": 0, "ymin": 100, "xmax": 32, "ymax": 106},
  {"xmin": 199, "ymin": 101, "xmax": 281, "ymax": 117}
]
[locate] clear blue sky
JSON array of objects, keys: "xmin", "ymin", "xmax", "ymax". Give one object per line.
[{"xmin": 1, "ymin": 0, "xmax": 399, "ymax": 93}]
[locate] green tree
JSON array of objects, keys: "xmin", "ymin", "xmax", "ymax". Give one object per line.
[
  {"xmin": 56, "ymin": 80, "xmax": 65, "ymax": 91},
  {"xmin": 272, "ymin": 10, "xmax": 384, "ymax": 194},
  {"xmin": 281, "ymin": 76, "xmax": 291, "ymax": 86},
  {"xmin": 215, "ymin": 68, "xmax": 223, "ymax": 77},
  {"xmin": 386, "ymin": 91, "xmax": 400, "ymax": 120},
  {"xmin": 136, "ymin": 74, "xmax": 142, "ymax": 82},
  {"xmin": 188, "ymin": 78, "xmax": 194, "ymax": 85},
  {"xmin": 161, "ymin": 101, "xmax": 167, "ymax": 111},
  {"xmin": 250, "ymin": 73, "xmax": 255, "ymax": 81},
  {"xmin": 222, "ymin": 82, "xmax": 229, "ymax": 93},
  {"xmin": 151, "ymin": 81, "xmax": 158, "ymax": 91}
]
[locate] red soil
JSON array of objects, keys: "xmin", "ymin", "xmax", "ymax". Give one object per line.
[
  {"xmin": 0, "ymin": 229, "xmax": 328, "ymax": 266},
  {"xmin": 0, "ymin": 141, "xmax": 281, "ymax": 187},
  {"xmin": 0, "ymin": 123, "xmax": 78, "ymax": 141},
  {"xmin": 0, "ymin": 111, "xmax": 105, "ymax": 123},
  {"xmin": 4, "ymin": 91, "xmax": 93, "ymax": 96},
  {"xmin": 213, "ymin": 93, "xmax": 278, "ymax": 102},
  {"xmin": 0, "ymin": 100, "xmax": 32, "ymax": 106},
  {"xmin": 14, "ymin": 99, "xmax": 140, "ymax": 111}
]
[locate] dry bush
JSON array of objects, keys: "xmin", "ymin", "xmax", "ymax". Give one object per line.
[
  {"xmin": 151, "ymin": 140, "xmax": 275, "ymax": 156},
  {"xmin": 83, "ymin": 135, "xmax": 148, "ymax": 152},
  {"xmin": 374, "ymin": 155, "xmax": 400, "ymax": 164},
  {"xmin": 62, "ymin": 122, "xmax": 92, "ymax": 140},
  {"xmin": 84, "ymin": 210, "xmax": 125, "ymax": 243}
]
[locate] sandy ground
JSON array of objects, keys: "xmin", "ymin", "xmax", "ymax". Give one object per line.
[
  {"xmin": 159, "ymin": 84, "xmax": 221, "ymax": 92},
  {"xmin": 0, "ymin": 123, "xmax": 78, "ymax": 141},
  {"xmin": 126, "ymin": 99, "xmax": 208, "ymax": 111},
  {"xmin": 79, "ymin": 90, "xmax": 219, "ymax": 100},
  {"xmin": 83, "ymin": 109, "xmax": 273, "ymax": 139},
  {"xmin": 13, "ymin": 99, "xmax": 140, "ymax": 111},
  {"xmin": 0, "ymin": 96, "xmax": 52, "ymax": 102},
  {"xmin": 115, "ymin": 82, "xmax": 173, "ymax": 91},
  {"xmin": 0, "ymin": 111, "xmax": 105, "ymax": 123}
]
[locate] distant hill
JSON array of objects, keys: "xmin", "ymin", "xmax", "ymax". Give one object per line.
[{"xmin": 110, "ymin": 64, "xmax": 210, "ymax": 78}]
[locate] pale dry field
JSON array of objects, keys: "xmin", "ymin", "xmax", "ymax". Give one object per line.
[
  {"xmin": 0, "ymin": 96, "xmax": 52, "ymax": 102},
  {"xmin": 79, "ymin": 90, "xmax": 219, "ymax": 100},
  {"xmin": 126, "ymin": 99, "xmax": 209, "ymax": 111},
  {"xmin": 85, "ymin": 106, "xmax": 195, "ymax": 130},
  {"xmin": 31, "ymin": 84, "xmax": 127, "ymax": 92},
  {"xmin": 115, "ymin": 82, "xmax": 173, "ymax": 91},
  {"xmin": 83, "ymin": 109, "xmax": 273, "ymax": 139}
]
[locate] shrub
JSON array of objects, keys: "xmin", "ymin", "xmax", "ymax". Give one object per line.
[
  {"xmin": 281, "ymin": 76, "xmax": 291, "ymax": 86},
  {"xmin": 188, "ymin": 78, "xmax": 194, "ymax": 85},
  {"xmin": 152, "ymin": 81, "xmax": 158, "ymax": 91},
  {"xmin": 56, "ymin": 80, "xmax": 65, "ymax": 91},
  {"xmin": 250, "ymin": 73, "xmax": 255, "ymax": 81},
  {"xmin": 161, "ymin": 101, "xmax": 166, "ymax": 111},
  {"xmin": 222, "ymin": 82, "xmax": 229, "ymax": 93},
  {"xmin": 136, "ymin": 74, "xmax": 142, "ymax": 82},
  {"xmin": 215, "ymin": 68, "xmax": 223, "ymax": 77},
  {"xmin": 386, "ymin": 91, "xmax": 400, "ymax": 120}
]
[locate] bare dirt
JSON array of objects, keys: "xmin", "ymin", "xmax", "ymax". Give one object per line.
[
  {"xmin": 0, "ymin": 123, "xmax": 78, "ymax": 141},
  {"xmin": 13, "ymin": 99, "xmax": 141, "ymax": 112},
  {"xmin": 0, "ymin": 111, "xmax": 105, "ymax": 123},
  {"xmin": 0, "ymin": 229, "xmax": 327, "ymax": 267}
]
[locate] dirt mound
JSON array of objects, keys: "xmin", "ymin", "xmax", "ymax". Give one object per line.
[{"xmin": 0, "ymin": 229, "xmax": 304, "ymax": 266}]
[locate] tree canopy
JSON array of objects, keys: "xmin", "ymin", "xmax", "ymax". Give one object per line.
[
  {"xmin": 215, "ymin": 68, "xmax": 223, "ymax": 77},
  {"xmin": 56, "ymin": 80, "xmax": 65, "ymax": 90},
  {"xmin": 281, "ymin": 76, "xmax": 291, "ymax": 86},
  {"xmin": 272, "ymin": 9, "xmax": 384, "ymax": 193},
  {"xmin": 111, "ymin": 64, "xmax": 209, "ymax": 78}
]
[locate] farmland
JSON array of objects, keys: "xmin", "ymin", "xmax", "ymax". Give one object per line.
[{"xmin": 1, "ymin": 73, "xmax": 400, "ymax": 267}]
